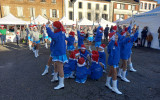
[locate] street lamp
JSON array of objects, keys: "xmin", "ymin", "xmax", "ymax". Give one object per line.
[{"xmin": 70, "ymin": 0, "xmax": 77, "ymax": 21}]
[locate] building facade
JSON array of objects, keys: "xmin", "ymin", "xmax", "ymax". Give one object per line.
[
  {"xmin": 139, "ymin": 0, "xmax": 157, "ymax": 13},
  {"xmin": 64, "ymin": 0, "xmax": 110, "ymax": 22},
  {"xmin": 0, "ymin": 0, "xmax": 64, "ymax": 21},
  {"xmin": 108, "ymin": 0, "xmax": 139, "ymax": 22}
]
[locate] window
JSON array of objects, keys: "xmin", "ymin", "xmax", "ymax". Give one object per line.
[
  {"xmin": 121, "ymin": 4, "xmax": 125, "ymax": 9},
  {"xmin": 96, "ymin": 4, "xmax": 99, "ymax": 10},
  {"xmin": 41, "ymin": 0, "xmax": 45, "ymax": 2},
  {"xmin": 87, "ymin": 13, "xmax": 91, "ymax": 20},
  {"xmin": 52, "ymin": 9, "xmax": 56, "ymax": 18},
  {"xmin": 117, "ymin": 4, "xmax": 121, "ymax": 9},
  {"xmin": 41, "ymin": 8, "xmax": 46, "ymax": 16},
  {"xmin": 153, "ymin": 4, "xmax": 155, "ymax": 9},
  {"xmin": 29, "ymin": 0, "xmax": 35, "ymax": 1},
  {"xmin": 132, "ymin": 5, "xmax": 135, "ymax": 10},
  {"xmin": 88, "ymin": 3, "xmax": 91, "ymax": 9},
  {"xmin": 102, "ymin": 14, "xmax": 108, "ymax": 20},
  {"xmin": 120, "ymin": 14, "xmax": 124, "ymax": 19},
  {"xmin": 69, "ymin": 11, "xmax": 73, "ymax": 20},
  {"xmin": 149, "ymin": 4, "xmax": 151, "ymax": 10},
  {"xmin": 52, "ymin": 0, "xmax": 56, "ymax": 3},
  {"xmin": 17, "ymin": 7, "xmax": 23, "ymax": 17},
  {"xmin": 79, "ymin": 12, "xmax": 82, "ymax": 20},
  {"xmin": 116, "ymin": 14, "xmax": 120, "ymax": 20},
  {"xmin": 30, "ymin": 7, "xmax": 35, "ymax": 19},
  {"xmin": 145, "ymin": 3, "xmax": 147, "ymax": 9},
  {"xmin": 95, "ymin": 13, "xmax": 99, "ymax": 20},
  {"xmin": 140, "ymin": 2, "xmax": 143, "ymax": 9},
  {"xmin": 128, "ymin": 15, "xmax": 131, "ymax": 18},
  {"xmin": 104, "ymin": 5, "xmax": 107, "ymax": 11},
  {"xmin": 3, "ymin": 6, "xmax": 10, "ymax": 16},
  {"xmin": 69, "ymin": 1, "xmax": 73, "ymax": 7},
  {"xmin": 128, "ymin": 5, "xmax": 131, "ymax": 10},
  {"xmin": 79, "ymin": 2, "xmax": 82, "ymax": 8}
]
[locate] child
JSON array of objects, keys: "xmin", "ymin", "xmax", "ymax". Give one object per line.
[
  {"xmin": 77, "ymin": 30, "xmax": 85, "ymax": 49},
  {"xmin": 105, "ymin": 33, "xmax": 130, "ymax": 95},
  {"xmin": 146, "ymin": 33, "xmax": 153, "ymax": 48},
  {"xmin": 98, "ymin": 44, "xmax": 107, "ymax": 71},
  {"xmin": 63, "ymin": 50, "xmax": 80, "ymax": 78},
  {"xmin": 95, "ymin": 26, "xmax": 103, "ymax": 50},
  {"xmin": 89, "ymin": 50, "xmax": 103, "ymax": 80},
  {"xmin": 75, "ymin": 57, "xmax": 91, "ymax": 83},
  {"xmin": 79, "ymin": 44, "xmax": 90, "ymax": 62},
  {"xmin": 46, "ymin": 21, "xmax": 68, "ymax": 90},
  {"xmin": 65, "ymin": 31, "xmax": 75, "ymax": 54}
]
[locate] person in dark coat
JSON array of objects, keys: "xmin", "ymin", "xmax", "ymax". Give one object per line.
[
  {"xmin": 141, "ymin": 26, "xmax": 148, "ymax": 47},
  {"xmin": 104, "ymin": 24, "xmax": 109, "ymax": 42}
]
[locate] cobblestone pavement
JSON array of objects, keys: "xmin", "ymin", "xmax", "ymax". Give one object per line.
[{"xmin": 0, "ymin": 42, "xmax": 160, "ymax": 100}]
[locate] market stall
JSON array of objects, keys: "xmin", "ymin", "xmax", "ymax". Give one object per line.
[{"xmin": 0, "ymin": 13, "xmax": 28, "ymax": 42}]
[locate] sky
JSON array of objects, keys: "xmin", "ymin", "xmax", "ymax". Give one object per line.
[{"xmin": 155, "ymin": 0, "xmax": 160, "ymax": 4}]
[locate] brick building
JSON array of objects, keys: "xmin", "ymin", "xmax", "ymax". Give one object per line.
[
  {"xmin": 108, "ymin": 0, "xmax": 139, "ymax": 22},
  {"xmin": 0, "ymin": 0, "xmax": 64, "ymax": 21},
  {"xmin": 139, "ymin": 0, "xmax": 158, "ymax": 13}
]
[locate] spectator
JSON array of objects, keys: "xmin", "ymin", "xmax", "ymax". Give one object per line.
[
  {"xmin": 104, "ymin": 24, "xmax": 109, "ymax": 42},
  {"xmin": 110, "ymin": 25, "xmax": 113, "ymax": 32},
  {"xmin": 141, "ymin": 26, "xmax": 148, "ymax": 47},
  {"xmin": 158, "ymin": 27, "xmax": 160, "ymax": 47},
  {"xmin": 146, "ymin": 32, "xmax": 153, "ymax": 48},
  {"xmin": 0, "ymin": 25, "xmax": 7, "ymax": 45},
  {"xmin": 117, "ymin": 25, "xmax": 122, "ymax": 34},
  {"xmin": 20, "ymin": 27, "xmax": 27, "ymax": 44}
]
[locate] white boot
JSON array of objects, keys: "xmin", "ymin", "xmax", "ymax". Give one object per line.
[
  {"xmin": 36, "ymin": 50, "xmax": 39, "ymax": 57},
  {"xmin": 89, "ymin": 46, "xmax": 92, "ymax": 52},
  {"xmin": 129, "ymin": 63, "xmax": 137, "ymax": 72},
  {"xmin": 29, "ymin": 45, "xmax": 32, "ymax": 50},
  {"xmin": 112, "ymin": 80, "xmax": 122, "ymax": 94},
  {"xmin": 105, "ymin": 76, "xmax": 112, "ymax": 90},
  {"xmin": 117, "ymin": 68, "xmax": 122, "ymax": 78},
  {"xmin": 51, "ymin": 72, "xmax": 58, "ymax": 82},
  {"xmin": 41, "ymin": 65, "xmax": 49, "ymax": 76},
  {"xmin": 45, "ymin": 43, "xmax": 48, "ymax": 49},
  {"xmin": 69, "ymin": 71, "xmax": 75, "ymax": 78},
  {"xmin": 121, "ymin": 70, "xmax": 130, "ymax": 82},
  {"xmin": 34, "ymin": 50, "xmax": 37, "ymax": 58},
  {"xmin": 54, "ymin": 77, "xmax": 64, "ymax": 90}
]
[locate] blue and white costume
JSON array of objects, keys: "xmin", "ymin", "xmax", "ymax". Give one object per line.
[{"xmin": 95, "ymin": 26, "xmax": 103, "ymax": 47}]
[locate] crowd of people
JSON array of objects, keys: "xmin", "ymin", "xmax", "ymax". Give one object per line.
[{"xmin": 0, "ymin": 21, "xmax": 159, "ymax": 95}]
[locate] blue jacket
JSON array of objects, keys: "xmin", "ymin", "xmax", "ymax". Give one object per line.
[
  {"xmin": 76, "ymin": 65, "xmax": 91, "ymax": 83},
  {"xmin": 46, "ymin": 27, "xmax": 66, "ymax": 56},
  {"xmin": 77, "ymin": 30, "xmax": 85, "ymax": 47},
  {"xmin": 98, "ymin": 51, "xmax": 106, "ymax": 69},
  {"xmin": 120, "ymin": 31, "xmax": 139, "ymax": 60},
  {"xmin": 64, "ymin": 59, "xmax": 77, "ymax": 74},
  {"xmin": 65, "ymin": 36, "xmax": 75, "ymax": 47},
  {"xmin": 95, "ymin": 26, "xmax": 103, "ymax": 42},
  {"xmin": 80, "ymin": 50, "xmax": 90, "ymax": 61},
  {"xmin": 90, "ymin": 62, "xmax": 103, "ymax": 80},
  {"xmin": 107, "ymin": 37, "xmax": 130, "ymax": 66}
]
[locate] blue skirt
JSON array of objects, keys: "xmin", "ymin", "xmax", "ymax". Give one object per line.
[
  {"xmin": 30, "ymin": 38, "xmax": 33, "ymax": 42},
  {"xmin": 44, "ymin": 36, "xmax": 48, "ymax": 39},
  {"xmin": 88, "ymin": 37, "xmax": 94, "ymax": 42},
  {"xmin": 48, "ymin": 37, "xmax": 51, "ymax": 41},
  {"xmin": 95, "ymin": 42, "xmax": 101, "ymax": 47},
  {"xmin": 28, "ymin": 36, "xmax": 31, "ymax": 40},
  {"xmin": 67, "ymin": 45, "xmax": 75, "ymax": 51},
  {"xmin": 33, "ymin": 40, "xmax": 40, "ymax": 44},
  {"xmin": 51, "ymin": 54, "xmax": 68, "ymax": 63},
  {"xmin": 113, "ymin": 65, "xmax": 119, "ymax": 68}
]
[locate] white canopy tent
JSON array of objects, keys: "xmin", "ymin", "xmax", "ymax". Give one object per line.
[
  {"xmin": 133, "ymin": 6, "xmax": 160, "ymax": 49},
  {"xmin": 78, "ymin": 18, "xmax": 98, "ymax": 26},
  {"xmin": 118, "ymin": 17, "xmax": 133, "ymax": 25},
  {"xmin": 59, "ymin": 16, "xmax": 76, "ymax": 25},
  {"xmin": 98, "ymin": 18, "xmax": 116, "ymax": 28},
  {"xmin": 0, "ymin": 13, "xmax": 28, "ymax": 25},
  {"xmin": 30, "ymin": 15, "xmax": 52, "ymax": 25},
  {"xmin": 113, "ymin": 18, "xmax": 123, "ymax": 24}
]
